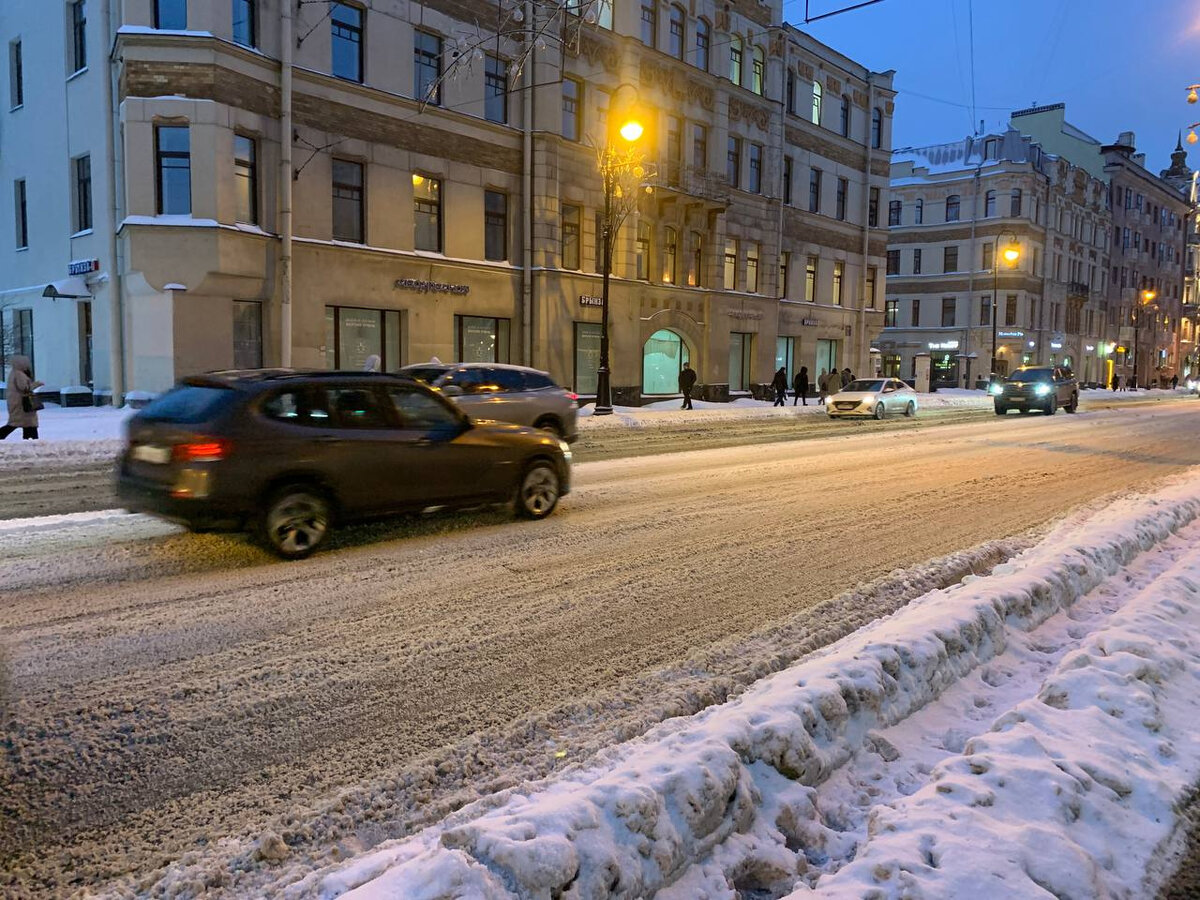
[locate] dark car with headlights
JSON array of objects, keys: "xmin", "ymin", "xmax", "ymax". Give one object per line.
[
  {"xmin": 116, "ymin": 371, "xmax": 571, "ymax": 559},
  {"xmin": 991, "ymin": 366, "xmax": 1078, "ymax": 415}
]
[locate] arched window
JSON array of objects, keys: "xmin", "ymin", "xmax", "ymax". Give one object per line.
[
  {"xmin": 839, "ymin": 95, "xmax": 850, "ymax": 137},
  {"xmin": 729, "ymin": 35, "xmax": 743, "ymax": 85},
  {"xmin": 870, "ymin": 107, "xmax": 882, "ymax": 149},
  {"xmin": 694, "ymin": 18, "xmax": 710, "ymax": 71},
  {"xmin": 751, "ymin": 47, "xmax": 765, "ymax": 95},
  {"xmin": 643, "ymin": 329, "xmax": 690, "ymax": 395},
  {"xmin": 811, "ymin": 80, "xmax": 822, "ymax": 125},
  {"xmin": 915, "ymin": 197, "xmax": 923, "ymax": 224},
  {"xmin": 945, "ymin": 194, "xmax": 960, "ymax": 222},
  {"xmin": 689, "ymin": 231, "xmax": 703, "ymax": 286},
  {"xmin": 663, "ymin": 227, "xmax": 678, "ymax": 283},
  {"xmin": 985, "ymin": 189, "xmax": 996, "ymax": 217},
  {"xmin": 668, "ymin": 5, "xmax": 685, "ymax": 59}
]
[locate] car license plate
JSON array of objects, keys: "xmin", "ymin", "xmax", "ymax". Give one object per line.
[{"xmin": 131, "ymin": 444, "xmax": 171, "ymax": 464}]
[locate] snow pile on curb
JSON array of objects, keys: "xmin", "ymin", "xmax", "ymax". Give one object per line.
[{"xmin": 305, "ymin": 481, "xmax": 1200, "ymax": 899}]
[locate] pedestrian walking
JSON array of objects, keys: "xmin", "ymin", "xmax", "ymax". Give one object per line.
[
  {"xmin": 1111, "ymin": 373, "xmax": 1118, "ymax": 391},
  {"xmin": 817, "ymin": 368, "xmax": 829, "ymax": 405},
  {"xmin": 0, "ymin": 355, "xmax": 43, "ymax": 441},
  {"xmin": 678, "ymin": 361, "xmax": 697, "ymax": 410},
  {"xmin": 1172, "ymin": 374, "xmax": 1179, "ymax": 390},
  {"xmin": 1120, "ymin": 374, "xmax": 1128, "ymax": 391},
  {"xmin": 840, "ymin": 367, "xmax": 854, "ymax": 388},
  {"xmin": 793, "ymin": 366, "xmax": 809, "ymax": 406},
  {"xmin": 771, "ymin": 367, "xmax": 788, "ymax": 406}
]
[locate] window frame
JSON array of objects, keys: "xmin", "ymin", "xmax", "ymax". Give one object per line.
[
  {"xmin": 832, "ymin": 260, "xmax": 844, "ymax": 305},
  {"xmin": 155, "ymin": 124, "xmax": 192, "ymax": 216},
  {"xmin": 70, "ymin": 0, "xmax": 87, "ymax": 74},
  {"xmin": 414, "ymin": 29, "xmax": 443, "ymax": 105},
  {"xmin": 14, "ymin": 179, "xmax": 27, "ymax": 249},
  {"xmin": 811, "ymin": 79, "xmax": 822, "ymax": 125},
  {"xmin": 723, "ymin": 238, "xmax": 737, "ymax": 290},
  {"xmin": 726, "ymin": 136, "xmax": 741, "ymax": 189},
  {"xmin": 884, "ymin": 299, "xmax": 898, "ymax": 327},
  {"xmin": 835, "ymin": 177, "xmax": 847, "ymax": 221},
  {"xmin": 729, "ymin": 35, "xmax": 743, "ymax": 85},
  {"xmin": 331, "ymin": 157, "xmax": 365, "ymax": 243},
  {"xmin": 805, "ymin": 255, "xmax": 818, "ymax": 301},
  {"xmin": 484, "ymin": 54, "xmax": 508, "ymax": 124},
  {"xmin": 154, "ymin": 0, "xmax": 187, "ymax": 30},
  {"xmin": 9, "ymin": 39, "xmax": 23, "ymax": 109},
  {"xmin": 232, "ymin": 0, "xmax": 256, "ymax": 49},
  {"xmin": 945, "ymin": 194, "xmax": 960, "ymax": 222},
  {"xmin": 561, "ymin": 203, "xmax": 581, "ymax": 270},
  {"xmin": 694, "ymin": 18, "xmax": 710, "ymax": 71},
  {"xmin": 839, "ymin": 95, "xmax": 850, "ymax": 137},
  {"xmin": 668, "ymin": 4, "xmax": 685, "ymax": 59},
  {"xmin": 748, "ymin": 143, "xmax": 762, "ymax": 194},
  {"xmin": 562, "ymin": 77, "xmax": 582, "ymax": 142},
  {"xmin": 73, "ymin": 154, "xmax": 92, "ymax": 233},
  {"xmin": 751, "ymin": 47, "xmax": 765, "ymax": 95},
  {"xmin": 746, "ymin": 242, "xmax": 759, "ymax": 292},
  {"xmin": 870, "ymin": 107, "xmax": 882, "ymax": 149},
  {"xmin": 640, "ymin": 0, "xmax": 657, "ymax": 48},
  {"xmin": 888, "ymin": 199, "xmax": 901, "ymax": 226},
  {"xmin": 412, "ymin": 173, "xmax": 442, "ymax": 253},
  {"xmin": 484, "ymin": 189, "xmax": 508, "ymax": 262},
  {"xmin": 233, "ymin": 133, "xmax": 257, "ymax": 225},
  {"xmin": 809, "ymin": 167, "xmax": 821, "ymax": 213},
  {"xmin": 941, "ymin": 297, "xmax": 955, "ymax": 327},
  {"xmin": 330, "ymin": 2, "xmax": 363, "ymax": 84}
]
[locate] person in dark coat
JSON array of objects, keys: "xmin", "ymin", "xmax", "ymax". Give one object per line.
[
  {"xmin": 678, "ymin": 362, "xmax": 697, "ymax": 410},
  {"xmin": 771, "ymin": 367, "xmax": 788, "ymax": 406},
  {"xmin": 1172, "ymin": 374, "xmax": 1179, "ymax": 390},
  {"xmin": 0, "ymin": 355, "xmax": 43, "ymax": 440},
  {"xmin": 793, "ymin": 367, "xmax": 809, "ymax": 406},
  {"xmin": 840, "ymin": 367, "xmax": 854, "ymax": 388},
  {"xmin": 1111, "ymin": 372, "xmax": 1119, "ymax": 391}
]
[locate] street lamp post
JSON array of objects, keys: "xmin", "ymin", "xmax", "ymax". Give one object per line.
[
  {"xmin": 1133, "ymin": 288, "xmax": 1157, "ymax": 389},
  {"xmin": 990, "ymin": 233, "xmax": 1022, "ymax": 381},
  {"xmin": 595, "ymin": 161, "xmax": 617, "ymax": 415}
]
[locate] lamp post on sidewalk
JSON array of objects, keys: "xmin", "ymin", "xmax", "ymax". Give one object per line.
[
  {"xmin": 1133, "ymin": 288, "xmax": 1157, "ymax": 389},
  {"xmin": 990, "ymin": 233, "xmax": 1022, "ymax": 381}
]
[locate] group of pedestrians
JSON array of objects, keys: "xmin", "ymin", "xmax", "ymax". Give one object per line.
[{"xmin": 766, "ymin": 365, "xmax": 855, "ymax": 407}]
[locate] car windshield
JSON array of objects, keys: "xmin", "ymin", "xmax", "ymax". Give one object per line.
[
  {"xmin": 139, "ymin": 385, "xmax": 233, "ymax": 423},
  {"xmin": 402, "ymin": 366, "xmax": 451, "ymax": 385},
  {"xmin": 1008, "ymin": 368, "xmax": 1053, "ymax": 383},
  {"xmin": 845, "ymin": 380, "xmax": 886, "ymax": 393}
]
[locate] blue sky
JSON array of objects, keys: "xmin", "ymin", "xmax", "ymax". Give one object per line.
[{"xmin": 795, "ymin": 0, "xmax": 1200, "ymax": 174}]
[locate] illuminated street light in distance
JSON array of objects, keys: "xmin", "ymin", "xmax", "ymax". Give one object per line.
[{"xmin": 619, "ymin": 119, "xmax": 644, "ymax": 142}]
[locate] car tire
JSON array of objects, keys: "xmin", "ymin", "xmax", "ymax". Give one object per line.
[
  {"xmin": 874, "ymin": 402, "xmax": 886, "ymax": 420},
  {"xmin": 259, "ymin": 485, "xmax": 331, "ymax": 560},
  {"xmin": 994, "ymin": 404, "xmax": 1007, "ymax": 415},
  {"xmin": 515, "ymin": 459, "xmax": 560, "ymax": 520},
  {"xmin": 904, "ymin": 401, "xmax": 916, "ymax": 418},
  {"xmin": 533, "ymin": 416, "xmax": 565, "ymax": 439},
  {"xmin": 1066, "ymin": 393, "xmax": 1078, "ymax": 413},
  {"xmin": 1045, "ymin": 396, "xmax": 1057, "ymax": 415}
]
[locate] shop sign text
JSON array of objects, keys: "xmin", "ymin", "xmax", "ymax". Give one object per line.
[{"xmin": 394, "ymin": 278, "xmax": 470, "ymax": 295}]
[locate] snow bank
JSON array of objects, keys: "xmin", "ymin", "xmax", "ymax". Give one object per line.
[{"xmin": 307, "ymin": 477, "xmax": 1200, "ymax": 900}]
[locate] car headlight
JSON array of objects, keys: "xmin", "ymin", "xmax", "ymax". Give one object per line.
[
  {"xmin": 989, "ymin": 383, "xmax": 1004, "ymax": 396},
  {"xmin": 1034, "ymin": 384, "xmax": 1051, "ymax": 396},
  {"xmin": 558, "ymin": 439, "xmax": 572, "ymax": 459}
]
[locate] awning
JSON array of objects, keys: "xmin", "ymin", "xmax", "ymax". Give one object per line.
[{"xmin": 41, "ymin": 277, "xmax": 92, "ymax": 299}]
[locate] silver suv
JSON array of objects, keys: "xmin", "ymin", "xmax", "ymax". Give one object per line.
[{"xmin": 399, "ymin": 363, "xmax": 579, "ymax": 442}]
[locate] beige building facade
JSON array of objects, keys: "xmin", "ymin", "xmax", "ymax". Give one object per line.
[{"xmin": 1, "ymin": 0, "xmax": 893, "ymax": 404}]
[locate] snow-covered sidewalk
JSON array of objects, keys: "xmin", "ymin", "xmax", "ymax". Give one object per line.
[{"xmin": 295, "ymin": 474, "xmax": 1200, "ymax": 899}]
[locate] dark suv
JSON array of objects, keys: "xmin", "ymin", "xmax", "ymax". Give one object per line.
[
  {"xmin": 117, "ymin": 371, "xmax": 571, "ymax": 558},
  {"xmin": 991, "ymin": 366, "xmax": 1079, "ymax": 415}
]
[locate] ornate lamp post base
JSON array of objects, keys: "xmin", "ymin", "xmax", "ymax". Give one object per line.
[{"xmin": 594, "ymin": 366, "xmax": 614, "ymax": 415}]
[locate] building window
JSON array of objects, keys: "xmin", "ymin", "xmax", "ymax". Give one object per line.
[
  {"xmin": 945, "ymin": 194, "xmax": 960, "ymax": 221},
  {"xmin": 324, "ymin": 306, "xmax": 403, "ymax": 371},
  {"xmin": 484, "ymin": 55, "xmax": 508, "ymax": 123},
  {"xmin": 8, "ymin": 40, "xmax": 22, "ymax": 109},
  {"xmin": 833, "ymin": 260, "xmax": 844, "ymax": 305},
  {"xmin": 870, "ymin": 107, "xmax": 882, "ymax": 148},
  {"xmin": 640, "ymin": 0, "xmax": 656, "ymax": 48},
  {"xmin": 980, "ymin": 296, "xmax": 991, "ymax": 326},
  {"xmin": 155, "ymin": 0, "xmax": 187, "ymax": 29},
  {"xmin": 233, "ymin": 300, "xmax": 262, "ymax": 368},
  {"xmin": 915, "ymin": 198, "xmax": 923, "ymax": 224},
  {"xmin": 984, "ymin": 138, "xmax": 998, "ymax": 160},
  {"xmin": 805, "ymin": 255, "xmax": 818, "ymax": 301},
  {"xmin": 868, "ymin": 187, "xmax": 879, "ymax": 227},
  {"xmin": 944, "ymin": 245, "xmax": 958, "ymax": 272},
  {"xmin": 746, "ymin": 242, "xmax": 759, "ymax": 292},
  {"xmin": 888, "ymin": 199, "xmax": 901, "ymax": 226},
  {"xmin": 562, "ymin": 77, "xmax": 581, "ymax": 141},
  {"xmin": 332, "ymin": 158, "xmax": 364, "ymax": 242},
  {"xmin": 78, "ymin": 301, "xmax": 92, "ymax": 384},
  {"xmin": 910, "ymin": 298, "xmax": 920, "ymax": 327},
  {"xmin": 574, "ymin": 322, "xmax": 602, "ymax": 394},
  {"xmin": 694, "ymin": 18, "xmax": 710, "ymax": 71},
  {"xmin": 884, "ymin": 299, "xmax": 897, "ymax": 327},
  {"xmin": 723, "ymin": 239, "xmax": 737, "ymax": 290},
  {"xmin": 811, "ymin": 79, "xmax": 822, "ymax": 125},
  {"xmin": 232, "ymin": 0, "xmax": 256, "ymax": 48},
  {"xmin": 776, "ymin": 335, "xmax": 796, "ymax": 374},
  {"xmin": 809, "ymin": 167, "xmax": 821, "ymax": 213},
  {"xmin": 865, "ymin": 267, "xmax": 876, "ymax": 308},
  {"xmin": 883, "ymin": 353, "xmax": 901, "ymax": 377},
  {"xmin": 836, "ymin": 177, "xmax": 847, "ymax": 220},
  {"xmin": 666, "ymin": 115, "xmax": 682, "ymax": 186},
  {"xmin": 985, "ymin": 189, "xmax": 996, "ymax": 217},
  {"xmin": 455, "ymin": 315, "xmax": 510, "ymax": 363},
  {"xmin": 414, "ymin": 29, "xmax": 442, "ymax": 104},
  {"xmin": 729, "ymin": 35, "xmax": 742, "ymax": 85},
  {"xmin": 413, "ymin": 174, "xmax": 441, "ymax": 251},
  {"xmin": 786, "ymin": 69, "xmax": 796, "ymax": 113},
  {"xmin": 1010, "ymin": 188, "xmax": 1022, "ymax": 217},
  {"xmin": 668, "ymin": 5, "xmax": 685, "ymax": 59},
  {"xmin": 689, "ymin": 231, "xmax": 703, "ymax": 286},
  {"xmin": 484, "ymin": 190, "xmax": 507, "ymax": 261},
  {"xmin": 839, "ymin": 95, "xmax": 850, "ymax": 137},
  {"xmin": 561, "ymin": 204, "xmax": 580, "ymax": 270},
  {"xmin": 155, "ymin": 125, "xmax": 191, "ymax": 215},
  {"xmin": 729, "ymin": 332, "xmax": 752, "ymax": 391},
  {"xmin": 913, "ymin": 248, "xmax": 921, "ymax": 274},
  {"xmin": 941, "ymin": 297, "xmax": 955, "ymax": 327},
  {"xmin": 692, "ymin": 123, "xmax": 707, "ymax": 170},
  {"xmin": 751, "ymin": 47, "xmax": 765, "ymax": 95},
  {"xmin": 70, "ymin": 1, "xmax": 87, "ymax": 73},
  {"xmin": 748, "ymin": 143, "xmax": 762, "ymax": 193},
  {"xmin": 331, "ymin": 3, "xmax": 363, "ymax": 83},
  {"xmin": 14, "ymin": 179, "xmax": 27, "ymax": 249},
  {"xmin": 886, "ymin": 248, "xmax": 899, "ymax": 275},
  {"xmin": 663, "ymin": 226, "xmax": 677, "ymax": 283},
  {"xmin": 11, "ymin": 308, "xmax": 33, "ymax": 367},
  {"xmin": 726, "ymin": 137, "xmax": 741, "ymax": 188},
  {"xmin": 982, "ymin": 241, "xmax": 993, "ymax": 270},
  {"xmin": 635, "ymin": 221, "xmax": 651, "ymax": 280},
  {"xmin": 233, "ymin": 135, "xmax": 256, "ymax": 225},
  {"xmin": 779, "ymin": 251, "xmax": 789, "ymax": 297},
  {"xmin": 73, "ymin": 155, "xmax": 92, "ymax": 233}
]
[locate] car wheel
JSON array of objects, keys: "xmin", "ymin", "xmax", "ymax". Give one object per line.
[
  {"xmin": 873, "ymin": 402, "xmax": 886, "ymax": 420},
  {"xmin": 515, "ymin": 459, "xmax": 560, "ymax": 520},
  {"xmin": 1045, "ymin": 396, "xmax": 1057, "ymax": 415},
  {"xmin": 994, "ymin": 404, "xmax": 1007, "ymax": 415},
  {"xmin": 534, "ymin": 416, "xmax": 565, "ymax": 439},
  {"xmin": 260, "ymin": 485, "xmax": 331, "ymax": 559},
  {"xmin": 904, "ymin": 401, "xmax": 916, "ymax": 418},
  {"xmin": 1066, "ymin": 393, "xmax": 1079, "ymax": 413}
]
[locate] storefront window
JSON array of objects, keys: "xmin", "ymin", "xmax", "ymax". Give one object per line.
[
  {"xmin": 931, "ymin": 351, "xmax": 958, "ymax": 387},
  {"xmin": 324, "ymin": 306, "xmax": 402, "ymax": 370},
  {"xmin": 775, "ymin": 336, "xmax": 795, "ymax": 375},
  {"xmin": 574, "ymin": 322, "xmax": 602, "ymax": 394},
  {"xmin": 729, "ymin": 331, "xmax": 752, "ymax": 391},
  {"xmin": 643, "ymin": 328, "xmax": 689, "ymax": 394},
  {"xmin": 455, "ymin": 315, "xmax": 510, "ymax": 363},
  {"xmin": 883, "ymin": 353, "xmax": 901, "ymax": 377},
  {"xmin": 816, "ymin": 338, "xmax": 838, "ymax": 380}
]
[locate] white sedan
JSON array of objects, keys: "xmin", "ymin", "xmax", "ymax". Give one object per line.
[{"xmin": 826, "ymin": 378, "xmax": 919, "ymax": 420}]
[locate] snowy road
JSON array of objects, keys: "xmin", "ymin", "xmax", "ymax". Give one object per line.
[{"xmin": 3, "ymin": 402, "xmax": 1200, "ymax": 896}]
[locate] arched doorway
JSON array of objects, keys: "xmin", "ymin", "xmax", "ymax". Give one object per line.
[{"xmin": 642, "ymin": 329, "xmax": 690, "ymax": 394}]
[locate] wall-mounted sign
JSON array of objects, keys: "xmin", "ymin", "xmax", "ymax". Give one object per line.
[
  {"xmin": 728, "ymin": 309, "xmax": 764, "ymax": 320},
  {"xmin": 68, "ymin": 258, "xmax": 99, "ymax": 276},
  {"xmin": 1085, "ymin": 345, "xmax": 1096, "ymax": 352},
  {"xmin": 801, "ymin": 317, "xmax": 818, "ymax": 326},
  {"xmin": 1050, "ymin": 341, "xmax": 1063, "ymax": 350},
  {"xmin": 928, "ymin": 340, "xmax": 960, "ymax": 350},
  {"xmin": 997, "ymin": 330, "xmax": 1024, "ymax": 338},
  {"xmin": 579, "ymin": 295, "xmax": 604, "ymax": 307},
  {"xmin": 394, "ymin": 278, "xmax": 470, "ymax": 295}
]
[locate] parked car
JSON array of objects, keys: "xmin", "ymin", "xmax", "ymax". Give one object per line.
[
  {"xmin": 826, "ymin": 378, "xmax": 919, "ymax": 419},
  {"xmin": 991, "ymin": 366, "xmax": 1078, "ymax": 415},
  {"xmin": 399, "ymin": 363, "xmax": 579, "ymax": 442},
  {"xmin": 116, "ymin": 371, "xmax": 571, "ymax": 559}
]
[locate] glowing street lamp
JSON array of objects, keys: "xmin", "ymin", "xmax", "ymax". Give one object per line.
[
  {"xmin": 1133, "ymin": 288, "xmax": 1157, "ymax": 389},
  {"xmin": 990, "ymin": 233, "xmax": 1021, "ymax": 380}
]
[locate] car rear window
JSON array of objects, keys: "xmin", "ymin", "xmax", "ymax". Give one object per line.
[
  {"xmin": 402, "ymin": 366, "xmax": 450, "ymax": 385},
  {"xmin": 139, "ymin": 385, "xmax": 233, "ymax": 423},
  {"xmin": 1009, "ymin": 368, "xmax": 1052, "ymax": 382},
  {"xmin": 525, "ymin": 371, "xmax": 557, "ymax": 389}
]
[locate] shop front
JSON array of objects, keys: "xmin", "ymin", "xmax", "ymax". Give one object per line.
[{"xmin": 927, "ymin": 339, "xmax": 960, "ymax": 387}]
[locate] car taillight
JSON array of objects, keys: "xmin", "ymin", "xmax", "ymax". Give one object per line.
[
  {"xmin": 173, "ymin": 439, "xmax": 229, "ymax": 463},
  {"xmin": 566, "ymin": 392, "xmax": 579, "ymax": 402}
]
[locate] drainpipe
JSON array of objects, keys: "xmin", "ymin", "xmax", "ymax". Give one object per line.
[
  {"xmin": 857, "ymin": 73, "xmax": 872, "ymax": 374},
  {"xmin": 103, "ymin": 0, "xmax": 126, "ymax": 403},
  {"xmin": 520, "ymin": 0, "xmax": 534, "ymax": 367},
  {"xmin": 280, "ymin": 0, "xmax": 294, "ymax": 366},
  {"xmin": 964, "ymin": 162, "xmax": 981, "ymax": 386},
  {"xmin": 773, "ymin": 30, "xmax": 787, "ymax": 340},
  {"xmin": 1038, "ymin": 171, "xmax": 1052, "ymax": 365}
]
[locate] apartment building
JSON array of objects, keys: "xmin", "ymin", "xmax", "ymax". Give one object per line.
[
  {"xmin": 882, "ymin": 127, "xmax": 1110, "ymax": 387},
  {"xmin": 0, "ymin": 0, "xmax": 893, "ymax": 404}
]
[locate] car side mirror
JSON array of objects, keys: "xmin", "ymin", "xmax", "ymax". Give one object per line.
[{"xmin": 441, "ymin": 384, "xmax": 463, "ymax": 397}]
